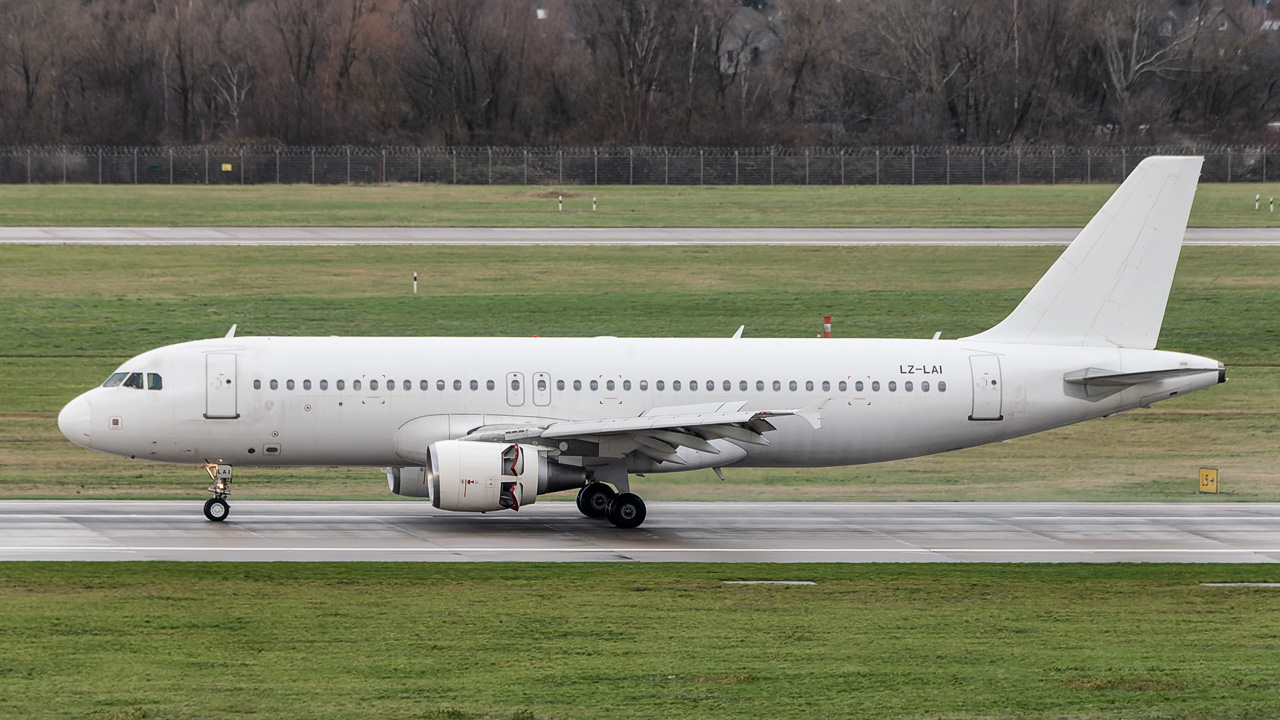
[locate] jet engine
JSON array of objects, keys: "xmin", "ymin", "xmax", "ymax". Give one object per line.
[{"xmin": 386, "ymin": 440, "xmax": 586, "ymax": 512}]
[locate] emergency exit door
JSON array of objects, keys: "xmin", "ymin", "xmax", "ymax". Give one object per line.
[
  {"xmin": 506, "ymin": 372, "xmax": 525, "ymax": 407},
  {"xmin": 205, "ymin": 353, "xmax": 239, "ymax": 419},
  {"xmin": 968, "ymin": 355, "xmax": 1003, "ymax": 421}
]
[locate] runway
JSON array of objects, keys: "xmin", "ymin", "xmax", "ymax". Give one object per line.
[
  {"xmin": 3, "ymin": 500, "xmax": 1279, "ymax": 562},
  {"xmin": 1, "ymin": 226, "xmax": 1278, "ymax": 246}
]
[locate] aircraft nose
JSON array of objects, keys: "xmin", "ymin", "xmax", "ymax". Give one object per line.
[{"xmin": 58, "ymin": 395, "xmax": 92, "ymax": 448}]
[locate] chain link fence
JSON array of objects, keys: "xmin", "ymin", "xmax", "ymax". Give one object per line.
[{"xmin": 0, "ymin": 145, "xmax": 1274, "ymax": 185}]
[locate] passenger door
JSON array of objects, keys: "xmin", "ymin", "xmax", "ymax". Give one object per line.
[
  {"xmin": 205, "ymin": 353, "xmax": 239, "ymax": 419},
  {"xmin": 968, "ymin": 355, "xmax": 1003, "ymax": 421}
]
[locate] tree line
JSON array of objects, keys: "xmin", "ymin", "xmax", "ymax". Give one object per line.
[{"xmin": 2, "ymin": 0, "xmax": 1277, "ymax": 148}]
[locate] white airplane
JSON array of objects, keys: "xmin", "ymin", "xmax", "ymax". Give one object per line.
[{"xmin": 58, "ymin": 156, "xmax": 1224, "ymax": 528}]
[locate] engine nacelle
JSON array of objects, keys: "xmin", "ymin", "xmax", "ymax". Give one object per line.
[{"xmin": 387, "ymin": 440, "xmax": 587, "ymax": 513}]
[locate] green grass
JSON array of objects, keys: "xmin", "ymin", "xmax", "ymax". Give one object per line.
[
  {"xmin": 2, "ymin": 563, "xmax": 1279, "ymax": 720},
  {"xmin": 2, "ymin": 244, "xmax": 1277, "ymax": 501},
  {"xmin": 3, "ymin": 182, "xmax": 1280, "ymax": 226}
]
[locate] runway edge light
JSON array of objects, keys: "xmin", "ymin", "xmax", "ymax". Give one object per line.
[{"xmin": 1199, "ymin": 467, "xmax": 1219, "ymax": 495}]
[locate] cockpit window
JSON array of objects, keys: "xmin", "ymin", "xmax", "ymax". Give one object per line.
[
  {"xmin": 147, "ymin": 373, "xmax": 163, "ymax": 390},
  {"xmin": 123, "ymin": 372, "xmax": 144, "ymax": 389},
  {"xmin": 102, "ymin": 372, "xmax": 128, "ymax": 388}
]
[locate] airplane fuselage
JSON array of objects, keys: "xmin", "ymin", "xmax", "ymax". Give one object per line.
[{"xmin": 60, "ymin": 335, "xmax": 1222, "ymax": 471}]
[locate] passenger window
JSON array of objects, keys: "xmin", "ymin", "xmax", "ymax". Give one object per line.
[
  {"xmin": 673, "ymin": 380, "xmax": 682, "ymax": 391},
  {"xmin": 369, "ymin": 379, "xmax": 377, "ymax": 391},
  {"xmin": 574, "ymin": 380, "xmax": 583, "ymax": 391},
  {"xmin": 607, "ymin": 380, "xmax": 615, "ymax": 391},
  {"xmin": 254, "ymin": 379, "xmax": 262, "ymax": 390},
  {"xmin": 723, "ymin": 380, "xmax": 732, "ymax": 391},
  {"xmin": 590, "ymin": 380, "xmax": 598, "ymax": 391},
  {"xmin": 640, "ymin": 380, "xmax": 648, "ymax": 390},
  {"xmin": 404, "ymin": 380, "xmax": 411, "ymax": 391},
  {"xmin": 287, "ymin": 379, "xmax": 296, "ymax": 390},
  {"xmin": 354, "ymin": 379, "xmax": 363, "ymax": 391},
  {"xmin": 320, "ymin": 380, "xmax": 329, "ymax": 390},
  {"xmin": 708, "ymin": 380, "xmax": 716, "ymax": 391},
  {"xmin": 488, "ymin": 380, "xmax": 496, "ymax": 390},
  {"xmin": 454, "ymin": 380, "xmax": 463, "ymax": 391},
  {"xmin": 822, "ymin": 381, "xmax": 830, "ymax": 392},
  {"xmin": 871, "ymin": 381, "xmax": 880, "ymax": 391},
  {"xmin": 805, "ymin": 380, "xmax": 814, "ymax": 391},
  {"xmin": 656, "ymin": 380, "xmax": 664, "ymax": 391},
  {"xmin": 773, "ymin": 380, "xmax": 781, "ymax": 391},
  {"xmin": 420, "ymin": 380, "xmax": 428, "ymax": 390},
  {"xmin": 739, "ymin": 380, "xmax": 747, "ymax": 391},
  {"xmin": 102, "ymin": 372, "xmax": 128, "ymax": 388},
  {"xmin": 337, "ymin": 380, "xmax": 345, "ymax": 390},
  {"xmin": 905, "ymin": 381, "xmax": 913, "ymax": 392},
  {"xmin": 756, "ymin": 380, "xmax": 764, "ymax": 391},
  {"xmin": 511, "ymin": 379, "xmax": 520, "ymax": 390},
  {"xmin": 689, "ymin": 381, "xmax": 698, "ymax": 391},
  {"xmin": 470, "ymin": 380, "xmax": 479, "ymax": 390},
  {"xmin": 124, "ymin": 372, "xmax": 144, "ymax": 389},
  {"xmin": 147, "ymin": 373, "xmax": 163, "ymax": 390},
  {"xmin": 888, "ymin": 381, "xmax": 897, "ymax": 392},
  {"xmin": 437, "ymin": 380, "xmax": 445, "ymax": 391},
  {"xmin": 270, "ymin": 379, "xmax": 279, "ymax": 390},
  {"xmin": 839, "ymin": 381, "xmax": 847, "ymax": 392},
  {"xmin": 789, "ymin": 380, "xmax": 797, "ymax": 391},
  {"xmin": 922, "ymin": 381, "xmax": 930, "ymax": 392},
  {"xmin": 386, "ymin": 379, "xmax": 394, "ymax": 391},
  {"xmin": 623, "ymin": 380, "xmax": 631, "ymax": 391},
  {"xmin": 939, "ymin": 381, "xmax": 947, "ymax": 392},
  {"xmin": 304, "ymin": 379, "xmax": 312, "ymax": 390},
  {"xmin": 556, "ymin": 380, "xmax": 565, "ymax": 391}
]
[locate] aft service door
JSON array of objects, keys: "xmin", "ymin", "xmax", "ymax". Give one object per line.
[
  {"xmin": 506, "ymin": 372, "xmax": 525, "ymax": 407},
  {"xmin": 205, "ymin": 353, "xmax": 239, "ymax": 419},
  {"xmin": 968, "ymin": 355, "xmax": 1003, "ymax": 421}
]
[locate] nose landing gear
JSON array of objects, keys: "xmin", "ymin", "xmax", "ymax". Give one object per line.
[{"xmin": 203, "ymin": 463, "xmax": 233, "ymax": 522}]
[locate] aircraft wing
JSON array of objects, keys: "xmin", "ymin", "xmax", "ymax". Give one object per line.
[{"xmin": 462, "ymin": 400, "xmax": 827, "ymax": 464}]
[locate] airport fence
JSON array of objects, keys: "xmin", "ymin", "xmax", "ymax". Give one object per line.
[{"xmin": 0, "ymin": 145, "xmax": 1275, "ymax": 185}]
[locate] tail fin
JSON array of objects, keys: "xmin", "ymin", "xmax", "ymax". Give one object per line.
[{"xmin": 963, "ymin": 156, "xmax": 1202, "ymax": 349}]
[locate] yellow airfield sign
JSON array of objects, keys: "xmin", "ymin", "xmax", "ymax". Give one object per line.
[{"xmin": 1199, "ymin": 468, "xmax": 1219, "ymax": 495}]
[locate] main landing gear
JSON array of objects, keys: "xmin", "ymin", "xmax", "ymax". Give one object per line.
[
  {"xmin": 576, "ymin": 482, "xmax": 647, "ymax": 529},
  {"xmin": 203, "ymin": 463, "xmax": 233, "ymax": 522}
]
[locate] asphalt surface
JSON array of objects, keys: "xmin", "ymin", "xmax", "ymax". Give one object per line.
[
  {"xmin": 3, "ymin": 500, "xmax": 1279, "ymax": 562},
  {"xmin": 1, "ymin": 227, "xmax": 1278, "ymax": 245}
]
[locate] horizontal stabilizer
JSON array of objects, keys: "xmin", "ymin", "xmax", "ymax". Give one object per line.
[{"xmin": 1064, "ymin": 365, "xmax": 1222, "ymax": 397}]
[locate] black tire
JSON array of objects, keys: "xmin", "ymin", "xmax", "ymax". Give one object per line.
[
  {"xmin": 578, "ymin": 483, "xmax": 615, "ymax": 518},
  {"xmin": 606, "ymin": 493, "xmax": 646, "ymax": 529},
  {"xmin": 203, "ymin": 497, "xmax": 230, "ymax": 522}
]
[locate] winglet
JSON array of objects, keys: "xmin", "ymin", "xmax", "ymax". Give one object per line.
[
  {"xmin": 732, "ymin": 325, "xmax": 745, "ymax": 339},
  {"xmin": 225, "ymin": 324, "xmax": 237, "ymax": 339},
  {"xmin": 795, "ymin": 399, "xmax": 828, "ymax": 430}
]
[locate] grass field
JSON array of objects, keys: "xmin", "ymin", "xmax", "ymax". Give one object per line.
[
  {"xmin": 4, "ymin": 182, "xmax": 1280, "ymax": 227},
  {"xmin": 2, "ymin": 563, "xmax": 1279, "ymax": 720},
  {"xmin": 2, "ymin": 244, "xmax": 1277, "ymax": 501}
]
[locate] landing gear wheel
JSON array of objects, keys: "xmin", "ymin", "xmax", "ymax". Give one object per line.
[
  {"xmin": 203, "ymin": 497, "xmax": 230, "ymax": 522},
  {"xmin": 607, "ymin": 493, "xmax": 646, "ymax": 529},
  {"xmin": 578, "ymin": 483, "xmax": 616, "ymax": 518}
]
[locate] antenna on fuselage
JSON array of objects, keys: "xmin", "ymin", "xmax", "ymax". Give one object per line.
[
  {"xmin": 732, "ymin": 325, "xmax": 745, "ymax": 339},
  {"xmin": 225, "ymin": 324, "xmax": 237, "ymax": 339}
]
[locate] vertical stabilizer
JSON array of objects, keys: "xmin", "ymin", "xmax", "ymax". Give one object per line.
[{"xmin": 963, "ymin": 156, "xmax": 1202, "ymax": 349}]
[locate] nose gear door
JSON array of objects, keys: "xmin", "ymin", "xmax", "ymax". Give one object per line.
[{"xmin": 205, "ymin": 353, "xmax": 239, "ymax": 419}]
